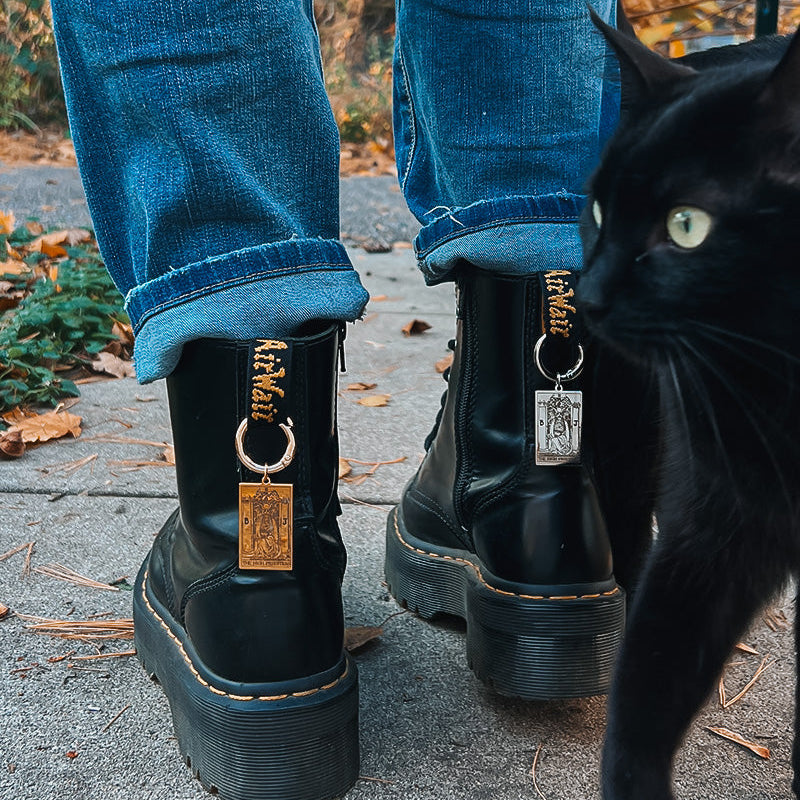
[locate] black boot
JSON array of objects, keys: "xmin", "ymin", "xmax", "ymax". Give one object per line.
[
  {"xmin": 133, "ymin": 324, "xmax": 359, "ymax": 800},
  {"xmin": 385, "ymin": 265, "xmax": 625, "ymax": 699}
]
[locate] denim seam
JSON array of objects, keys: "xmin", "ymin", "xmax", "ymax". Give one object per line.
[
  {"xmin": 396, "ymin": 40, "xmax": 417, "ymax": 197},
  {"xmin": 128, "ymin": 263, "xmax": 352, "ymax": 334},
  {"xmin": 416, "ymin": 215, "xmax": 577, "ymax": 259}
]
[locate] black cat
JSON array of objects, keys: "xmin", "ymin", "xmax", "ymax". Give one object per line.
[{"xmin": 578, "ymin": 15, "xmax": 800, "ymax": 800}]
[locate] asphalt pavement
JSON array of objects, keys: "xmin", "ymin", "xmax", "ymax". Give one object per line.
[{"xmin": 0, "ymin": 164, "xmax": 796, "ymax": 800}]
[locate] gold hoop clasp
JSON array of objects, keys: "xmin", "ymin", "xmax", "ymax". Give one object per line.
[{"xmin": 235, "ymin": 417, "xmax": 296, "ymax": 477}]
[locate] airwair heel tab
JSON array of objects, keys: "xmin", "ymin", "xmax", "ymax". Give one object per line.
[{"xmin": 238, "ymin": 339, "xmax": 295, "ymax": 572}]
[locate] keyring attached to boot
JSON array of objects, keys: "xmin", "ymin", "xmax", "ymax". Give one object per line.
[
  {"xmin": 235, "ymin": 417, "xmax": 295, "ymax": 571},
  {"xmin": 533, "ymin": 334, "xmax": 584, "ymax": 467},
  {"xmin": 235, "ymin": 416, "xmax": 296, "ymax": 481}
]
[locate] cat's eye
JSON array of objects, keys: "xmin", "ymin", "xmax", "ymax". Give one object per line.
[
  {"xmin": 666, "ymin": 206, "xmax": 712, "ymax": 249},
  {"xmin": 591, "ymin": 200, "xmax": 603, "ymax": 228}
]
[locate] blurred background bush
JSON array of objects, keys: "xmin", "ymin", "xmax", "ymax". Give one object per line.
[{"xmin": 1, "ymin": 0, "xmax": 798, "ymax": 140}]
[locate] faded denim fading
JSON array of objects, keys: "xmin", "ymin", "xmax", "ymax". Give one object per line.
[{"xmin": 50, "ymin": 0, "xmax": 615, "ymax": 382}]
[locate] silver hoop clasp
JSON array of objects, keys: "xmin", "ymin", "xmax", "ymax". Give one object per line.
[
  {"xmin": 235, "ymin": 417, "xmax": 296, "ymax": 476},
  {"xmin": 533, "ymin": 334, "xmax": 584, "ymax": 385}
]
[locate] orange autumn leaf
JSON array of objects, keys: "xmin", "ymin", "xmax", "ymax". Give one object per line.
[
  {"xmin": 401, "ymin": 319, "xmax": 432, "ymax": 336},
  {"xmin": 40, "ymin": 241, "xmax": 68, "ymax": 259},
  {"xmin": 0, "ymin": 210, "xmax": 15, "ymax": 235},
  {"xmin": 357, "ymin": 394, "xmax": 390, "ymax": 407},
  {"xmin": 30, "ymin": 228, "xmax": 91, "ymax": 256},
  {"xmin": 346, "ymin": 382, "xmax": 377, "ymax": 391},
  {"xmin": 4, "ymin": 408, "xmax": 82, "ymax": 444},
  {"xmin": 111, "ymin": 320, "xmax": 135, "ymax": 347},
  {"xmin": 435, "ymin": 353, "xmax": 454, "ymax": 373},
  {"xmin": 0, "ymin": 260, "xmax": 31, "ymax": 276},
  {"xmin": 5, "ymin": 241, "xmax": 23, "ymax": 261},
  {"xmin": 338, "ymin": 457, "xmax": 352, "ymax": 479}
]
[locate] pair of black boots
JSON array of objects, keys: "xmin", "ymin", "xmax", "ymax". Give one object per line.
[{"xmin": 133, "ymin": 266, "xmax": 628, "ymax": 800}]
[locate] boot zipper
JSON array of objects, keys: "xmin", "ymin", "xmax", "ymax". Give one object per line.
[
  {"xmin": 452, "ymin": 280, "xmax": 473, "ymax": 534},
  {"xmin": 338, "ymin": 322, "xmax": 347, "ymax": 372}
]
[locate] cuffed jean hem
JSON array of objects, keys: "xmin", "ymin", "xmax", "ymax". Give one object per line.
[
  {"xmin": 125, "ymin": 237, "xmax": 369, "ymax": 383},
  {"xmin": 413, "ymin": 193, "xmax": 586, "ymax": 285}
]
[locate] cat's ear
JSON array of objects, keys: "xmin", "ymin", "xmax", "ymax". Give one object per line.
[
  {"xmin": 589, "ymin": 7, "xmax": 696, "ymax": 108},
  {"xmin": 758, "ymin": 28, "xmax": 800, "ymax": 127}
]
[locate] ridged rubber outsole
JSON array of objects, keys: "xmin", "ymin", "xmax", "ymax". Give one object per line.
[
  {"xmin": 133, "ymin": 562, "xmax": 359, "ymax": 800},
  {"xmin": 385, "ymin": 507, "xmax": 625, "ymax": 699}
]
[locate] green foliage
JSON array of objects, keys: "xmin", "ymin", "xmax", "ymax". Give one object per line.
[
  {"xmin": 0, "ymin": 226, "xmax": 127, "ymax": 412},
  {"xmin": 316, "ymin": 0, "xmax": 395, "ymax": 145},
  {"xmin": 0, "ymin": 0, "xmax": 65, "ymax": 130}
]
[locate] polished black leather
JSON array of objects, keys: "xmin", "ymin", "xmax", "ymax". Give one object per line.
[
  {"xmin": 145, "ymin": 324, "xmax": 346, "ymax": 683},
  {"xmin": 401, "ymin": 265, "xmax": 614, "ymax": 586}
]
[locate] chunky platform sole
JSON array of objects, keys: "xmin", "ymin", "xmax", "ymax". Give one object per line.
[
  {"xmin": 385, "ymin": 507, "xmax": 626, "ymax": 699},
  {"xmin": 133, "ymin": 562, "xmax": 359, "ymax": 800}
]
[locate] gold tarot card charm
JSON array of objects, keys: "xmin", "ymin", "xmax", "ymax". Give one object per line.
[
  {"xmin": 535, "ymin": 389, "xmax": 582, "ymax": 466},
  {"xmin": 238, "ymin": 482, "xmax": 293, "ymax": 570}
]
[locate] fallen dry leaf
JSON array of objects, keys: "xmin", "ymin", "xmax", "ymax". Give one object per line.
[
  {"xmin": 111, "ymin": 320, "xmax": 135, "ymax": 347},
  {"xmin": 91, "ymin": 351, "xmax": 136, "ymax": 379},
  {"xmin": 5, "ymin": 242, "xmax": 22, "ymax": 260},
  {"xmin": 338, "ymin": 457, "xmax": 352, "ymax": 479},
  {"xmin": 370, "ymin": 294, "xmax": 388, "ymax": 302},
  {"xmin": 0, "ymin": 429, "xmax": 25, "ymax": 459},
  {"xmin": 735, "ymin": 642, "xmax": 759, "ymax": 655},
  {"xmin": 357, "ymin": 394, "xmax": 390, "ymax": 407},
  {"xmin": 0, "ymin": 603, "xmax": 9, "ymax": 620},
  {"xmin": 0, "ymin": 210, "xmax": 14, "ymax": 235},
  {"xmin": 435, "ymin": 353, "xmax": 454, "ymax": 373},
  {"xmin": 162, "ymin": 444, "xmax": 175, "ymax": 465},
  {"xmin": 346, "ymin": 382, "xmax": 377, "ymax": 391},
  {"xmin": 24, "ymin": 221, "xmax": 44, "ymax": 236},
  {"xmin": 401, "ymin": 319, "xmax": 432, "ymax": 336},
  {"xmin": 707, "ymin": 726, "xmax": 771, "ymax": 759},
  {"xmin": 3, "ymin": 407, "xmax": 82, "ymax": 444},
  {"xmin": 40, "ymin": 241, "xmax": 67, "ymax": 259},
  {"xmin": 0, "ymin": 260, "xmax": 31, "ymax": 276},
  {"xmin": 30, "ymin": 228, "xmax": 91, "ymax": 251},
  {"xmin": 344, "ymin": 625, "xmax": 383, "ymax": 652}
]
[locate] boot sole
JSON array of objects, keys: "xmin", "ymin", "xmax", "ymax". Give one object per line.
[
  {"xmin": 385, "ymin": 506, "xmax": 625, "ymax": 699},
  {"xmin": 133, "ymin": 562, "xmax": 359, "ymax": 800}
]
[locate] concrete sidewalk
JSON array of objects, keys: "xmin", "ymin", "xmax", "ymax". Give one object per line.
[{"xmin": 0, "ymin": 168, "xmax": 796, "ymax": 800}]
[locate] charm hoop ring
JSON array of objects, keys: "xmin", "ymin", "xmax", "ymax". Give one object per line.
[
  {"xmin": 533, "ymin": 334, "xmax": 584, "ymax": 384},
  {"xmin": 235, "ymin": 417, "xmax": 296, "ymax": 475}
]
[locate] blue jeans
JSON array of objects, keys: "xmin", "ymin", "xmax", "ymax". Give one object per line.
[{"xmin": 50, "ymin": 0, "xmax": 616, "ymax": 383}]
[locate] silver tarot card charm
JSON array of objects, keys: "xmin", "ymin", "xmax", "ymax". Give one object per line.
[{"xmin": 535, "ymin": 388, "xmax": 582, "ymax": 466}]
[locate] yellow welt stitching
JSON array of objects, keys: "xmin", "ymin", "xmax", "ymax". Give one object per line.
[
  {"xmin": 392, "ymin": 512, "xmax": 620, "ymax": 602},
  {"xmin": 141, "ymin": 570, "xmax": 349, "ymax": 702}
]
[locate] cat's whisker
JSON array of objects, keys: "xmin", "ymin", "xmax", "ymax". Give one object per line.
[
  {"xmin": 679, "ymin": 337, "xmax": 794, "ymax": 516},
  {"xmin": 688, "ymin": 320, "xmax": 800, "ymax": 368},
  {"xmin": 665, "ymin": 352, "xmax": 697, "ymax": 479},
  {"xmin": 674, "ymin": 337, "xmax": 742, "ymax": 509},
  {"xmin": 688, "ymin": 325, "xmax": 796, "ymax": 384}
]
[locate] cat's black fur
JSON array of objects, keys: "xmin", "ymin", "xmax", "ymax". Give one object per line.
[{"xmin": 579, "ymin": 16, "xmax": 800, "ymax": 800}]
